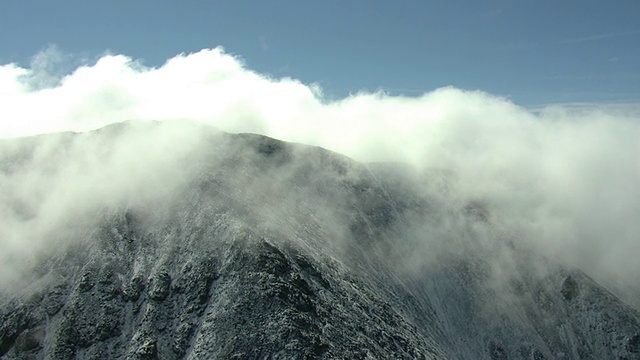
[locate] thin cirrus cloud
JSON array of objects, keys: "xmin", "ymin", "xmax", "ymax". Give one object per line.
[
  {"xmin": 559, "ymin": 29, "xmax": 640, "ymax": 44},
  {"xmin": 0, "ymin": 47, "xmax": 640, "ymax": 297}
]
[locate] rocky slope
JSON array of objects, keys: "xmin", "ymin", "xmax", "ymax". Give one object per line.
[{"xmin": 0, "ymin": 122, "xmax": 639, "ymax": 359}]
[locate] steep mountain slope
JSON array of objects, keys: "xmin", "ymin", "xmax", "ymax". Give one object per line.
[{"xmin": 0, "ymin": 121, "xmax": 639, "ymax": 359}]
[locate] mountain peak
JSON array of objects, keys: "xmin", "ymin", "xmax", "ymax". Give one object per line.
[{"xmin": 1, "ymin": 122, "xmax": 638, "ymax": 359}]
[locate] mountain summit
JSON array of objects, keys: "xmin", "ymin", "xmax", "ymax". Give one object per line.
[{"xmin": 1, "ymin": 121, "xmax": 638, "ymax": 359}]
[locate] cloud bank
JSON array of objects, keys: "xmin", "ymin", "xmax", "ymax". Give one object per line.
[{"xmin": 1, "ymin": 47, "xmax": 639, "ymax": 299}]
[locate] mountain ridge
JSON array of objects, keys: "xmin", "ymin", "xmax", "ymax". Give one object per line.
[{"xmin": 1, "ymin": 121, "xmax": 639, "ymax": 359}]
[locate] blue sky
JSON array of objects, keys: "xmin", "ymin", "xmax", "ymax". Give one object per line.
[{"xmin": 1, "ymin": 0, "xmax": 639, "ymax": 105}]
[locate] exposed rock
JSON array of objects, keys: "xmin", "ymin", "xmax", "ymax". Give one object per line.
[
  {"xmin": 148, "ymin": 271, "xmax": 171, "ymax": 301},
  {"xmin": 561, "ymin": 276, "xmax": 580, "ymax": 301},
  {"xmin": 123, "ymin": 275, "xmax": 146, "ymax": 302},
  {"xmin": 13, "ymin": 326, "xmax": 45, "ymax": 352},
  {"xmin": 531, "ymin": 348, "xmax": 546, "ymax": 360},
  {"xmin": 489, "ymin": 340, "xmax": 508, "ymax": 360},
  {"xmin": 134, "ymin": 338, "xmax": 157, "ymax": 359},
  {"xmin": 628, "ymin": 333, "xmax": 640, "ymax": 353},
  {"xmin": 78, "ymin": 270, "xmax": 96, "ymax": 292}
]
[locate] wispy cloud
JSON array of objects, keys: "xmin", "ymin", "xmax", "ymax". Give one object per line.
[
  {"xmin": 478, "ymin": 8, "xmax": 503, "ymax": 20},
  {"xmin": 560, "ymin": 30, "xmax": 640, "ymax": 44},
  {"xmin": 259, "ymin": 36, "xmax": 269, "ymax": 51}
]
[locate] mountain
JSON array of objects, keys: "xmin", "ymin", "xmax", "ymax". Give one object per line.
[{"xmin": 1, "ymin": 121, "xmax": 639, "ymax": 359}]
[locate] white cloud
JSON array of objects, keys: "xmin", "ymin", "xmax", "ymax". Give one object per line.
[
  {"xmin": 560, "ymin": 29, "xmax": 640, "ymax": 44},
  {"xmin": 1, "ymin": 47, "xmax": 640, "ymax": 299}
]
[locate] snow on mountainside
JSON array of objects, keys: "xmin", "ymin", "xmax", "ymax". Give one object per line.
[{"xmin": 0, "ymin": 121, "xmax": 639, "ymax": 359}]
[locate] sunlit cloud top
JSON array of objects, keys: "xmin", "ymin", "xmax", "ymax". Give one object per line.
[{"xmin": 1, "ymin": 48, "xmax": 640, "ymax": 294}]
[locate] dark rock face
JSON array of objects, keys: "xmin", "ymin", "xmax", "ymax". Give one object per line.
[
  {"xmin": 628, "ymin": 334, "xmax": 640, "ymax": 353},
  {"xmin": 561, "ymin": 276, "xmax": 580, "ymax": 301},
  {"xmin": 0, "ymin": 123, "xmax": 639, "ymax": 359},
  {"xmin": 148, "ymin": 271, "xmax": 171, "ymax": 301},
  {"xmin": 488, "ymin": 341, "xmax": 508, "ymax": 360}
]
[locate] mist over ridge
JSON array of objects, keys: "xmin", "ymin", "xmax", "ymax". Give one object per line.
[
  {"xmin": 1, "ymin": 46, "xmax": 639, "ymax": 305},
  {"xmin": 1, "ymin": 120, "xmax": 639, "ymax": 359}
]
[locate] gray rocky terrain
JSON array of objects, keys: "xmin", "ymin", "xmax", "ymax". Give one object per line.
[{"xmin": 0, "ymin": 121, "xmax": 638, "ymax": 359}]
